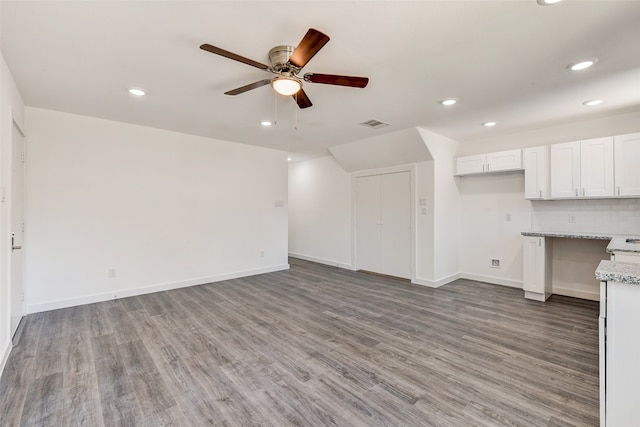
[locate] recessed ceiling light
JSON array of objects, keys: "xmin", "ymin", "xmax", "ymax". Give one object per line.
[
  {"xmin": 128, "ymin": 88, "xmax": 145, "ymax": 96},
  {"xmin": 567, "ymin": 59, "xmax": 598, "ymax": 71},
  {"xmin": 583, "ymin": 99, "xmax": 603, "ymax": 106},
  {"xmin": 440, "ymin": 98, "xmax": 458, "ymax": 106},
  {"xmin": 537, "ymin": 0, "xmax": 562, "ymax": 5},
  {"xmin": 260, "ymin": 121, "xmax": 272, "ymax": 126},
  {"xmin": 483, "ymin": 121, "xmax": 497, "ymax": 127}
]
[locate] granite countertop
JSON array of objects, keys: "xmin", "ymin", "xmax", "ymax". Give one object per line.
[
  {"xmin": 596, "ymin": 260, "xmax": 640, "ymax": 286},
  {"xmin": 521, "ymin": 231, "xmax": 614, "ymax": 240},
  {"xmin": 606, "ymin": 236, "xmax": 640, "ymax": 254},
  {"xmin": 521, "ymin": 231, "xmax": 640, "ymax": 253}
]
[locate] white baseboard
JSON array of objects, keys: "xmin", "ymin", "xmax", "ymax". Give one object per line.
[
  {"xmin": 459, "ymin": 273, "xmax": 523, "ymax": 289},
  {"xmin": 288, "ymin": 252, "xmax": 355, "ymax": 270},
  {"xmin": 412, "ymin": 273, "xmax": 460, "ymax": 288},
  {"xmin": 0, "ymin": 340, "xmax": 11, "ymax": 381},
  {"xmin": 552, "ymin": 286, "xmax": 599, "ymax": 301},
  {"xmin": 26, "ymin": 264, "xmax": 290, "ymax": 314}
]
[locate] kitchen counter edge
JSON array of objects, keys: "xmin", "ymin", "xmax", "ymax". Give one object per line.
[{"xmin": 595, "ymin": 260, "xmax": 640, "ymax": 286}]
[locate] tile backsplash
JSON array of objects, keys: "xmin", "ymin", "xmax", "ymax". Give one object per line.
[{"xmin": 531, "ymin": 198, "xmax": 640, "ymax": 235}]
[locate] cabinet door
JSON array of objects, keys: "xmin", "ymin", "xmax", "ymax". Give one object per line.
[
  {"xmin": 523, "ymin": 236, "xmax": 544, "ymax": 293},
  {"xmin": 581, "ymin": 137, "xmax": 614, "ymax": 197},
  {"xmin": 486, "ymin": 149, "xmax": 522, "ymax": 172},
  {"xmin": 614, "ymin": 132, "xmax": 640, "ymax": 196},
  {"xmin": 524, "ymin": 146, "xmax": 549, "ymax": 199},
  {"xmin": 456, "ymin": 154, "xmax": 486, "ymax": 175},
  {"xmin": 550, "ymin": 141, "xmax": 580, "ymax": 198}
]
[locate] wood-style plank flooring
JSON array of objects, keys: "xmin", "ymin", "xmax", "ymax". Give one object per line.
[{"xmin": 0, "ymin": 258, "xmax": 599, "ymax": 426}]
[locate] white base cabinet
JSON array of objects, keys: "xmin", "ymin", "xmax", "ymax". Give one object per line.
[
  {"xmin": 522, "ymin": 236, "xmax": 552, "ymax": 301},
  {"xmin": 602, "ymin": 280, "xmax": 640, "ymax": 426}
]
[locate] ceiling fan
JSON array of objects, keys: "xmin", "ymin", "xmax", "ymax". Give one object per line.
[{"xmin": 200, "ymin": 28, "xmax": 369, "ymax": 109}]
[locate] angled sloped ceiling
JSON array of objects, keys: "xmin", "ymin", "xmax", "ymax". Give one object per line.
[{"xmin": 328, "ymin": 127, "xmax": 433, "ymax": 172}]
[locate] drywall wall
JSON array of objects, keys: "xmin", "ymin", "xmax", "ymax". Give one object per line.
[
  {"xmin": 418, "ymin": 128, "xmax": 460, "ymax": 285},
  {"xmin": 0, "ymin": 52, "xmax": 26, "ymax": 375},
  {"xmin": 24, "ymin": 107, "xmax": 289, "ymax": 313},
  {"xmin": 288, "ymin": 156, "xmax": 352, "ymax": 268},
  {"xmin": 457, "ymin": 172, "xmax": 531, "ymax": 287}
]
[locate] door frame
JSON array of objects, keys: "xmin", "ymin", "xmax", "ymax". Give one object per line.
[
  {"xmin": 352, "ymin": 164, "xmax": 416, "ymax": 281},
  {"xmin": 9, "ymin": 112, "xmax": 27, "ymax": 340}
]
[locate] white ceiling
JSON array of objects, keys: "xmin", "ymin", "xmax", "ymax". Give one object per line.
[{"xmin": 2, "ymin": 1, "xmax": 640, "ymax": 161}]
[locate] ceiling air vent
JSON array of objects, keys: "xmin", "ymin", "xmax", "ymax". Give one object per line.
[{"xmin": 360, "ymin": 119, "xmax": 389, "ymax": 129}]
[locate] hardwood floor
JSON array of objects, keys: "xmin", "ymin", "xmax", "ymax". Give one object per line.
[{"xmin": 0, "ymin": 258, "xmax": 599, "ymax": 426}]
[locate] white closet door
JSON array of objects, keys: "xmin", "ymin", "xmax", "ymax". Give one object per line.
[
  {"xmin": 379, "ymin": 172, "xmax": 411, "ymax": 279},
  {"xmin": 355, "ymin": 175, "xmax": 381, "ymax": 273}
]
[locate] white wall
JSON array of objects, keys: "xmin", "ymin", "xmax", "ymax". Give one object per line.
[
  {"xmin": 458, "ymin": 172, "xmax": 531, "ymax": 288},
  {"xmin": 0, "ymin": 52, "xmax": 26, "ymax": 374},
  {"xmin": 418, "ymin": 128, "xmax": 460, "ymax": 285},
  {"xmin": 288, "ymin": 156, "xmax": 352, "ymax": 269},
  {"xmin": 25, "ymin": 107, "xmax": 289, "ymax": 313}
]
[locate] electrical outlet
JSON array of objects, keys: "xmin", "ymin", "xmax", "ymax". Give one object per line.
[
  {"xmin": 491, "ymin": 259, "xmax": 501, "ymax": 268},
  {"xmin": 569, "ymin": 213, "xmax": 576, "ymax": 223},
  {"xmin": 260, "ymin": 251, "xmax": 264, "ymax": 258},
  {"xmin": 108, "ymin": 268, "xmax": 116, "ymax": 278},
  {"xmin": 505, "ymin": 213, "xmax": 511, "ymax": 222}
]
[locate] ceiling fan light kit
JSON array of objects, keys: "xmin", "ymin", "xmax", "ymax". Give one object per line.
[
  {"xmin": 272, "ymin": 76, "xmax": 302, "ymax": 96},
  {"xmin": 200, "ymin": 28, "xmax": 369, "ymax": 109}
]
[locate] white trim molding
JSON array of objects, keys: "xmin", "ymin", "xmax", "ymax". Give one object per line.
[{"xmin": 26, "ymin": 264, "xmax": 290, "ymax": 314}]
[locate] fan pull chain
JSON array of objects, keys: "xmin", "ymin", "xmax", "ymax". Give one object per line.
[
  {"xmin": 274, "ymin": 90, "xmax": 278, "ymax": 125},
  {"xmin": 294, "ymin": 93, "xmax": 298, "ymax": 131}
]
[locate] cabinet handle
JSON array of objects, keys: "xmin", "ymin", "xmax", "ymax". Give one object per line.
[
  {"xmin": 575, "ymin": 189, "xmax": 578, "ymax": 197},
  {"xmin": 487, "ymin": 164, "xmax": 490, "ymax": 171},
  {"xmin": 539, "ymin": 190, "xmax": 542, "ymax": 198},
  {"xmin": 482, "ymin": 164, "xmax": 485, "ymax": 172},
  {"xmin": 539, "ymin": 238, "xmax": 541, "ymax": 247},
  {"xmin": 582, "ymin": 188, "xmax": 585, "ymax": 197},
  {"xmin": 618, "ymin": 186, "xmax": 621, "ymax": 195}
]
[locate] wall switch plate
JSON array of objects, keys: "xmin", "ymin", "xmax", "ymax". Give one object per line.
[
  {"xmin": 108, "ymin": 268, "xmax": 116, "ymax": 278},
  {"xmin": 274, "ymin": 201, "xmax": 284, "ymax": 207},
  {"xmin": 505, "ymin": 213, "xmax": 511, "ymax": 222},
  {"xmin": 491, "ymin": 259, "xmax": 501, "ymax": 268}
]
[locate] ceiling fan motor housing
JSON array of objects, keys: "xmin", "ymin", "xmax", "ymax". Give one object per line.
[{"xmin": 269, "ymin": 45, "xmax": 297, "ymax": 72}]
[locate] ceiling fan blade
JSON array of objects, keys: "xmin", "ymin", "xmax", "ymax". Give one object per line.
[
  {"xmin": 224, "ymin": 79, "xmax": 273, "ymax": 95},
  {"xmin": 293, "ymin": 89, "xmax": 313, "ymax": 109},
  {"xmin": 305, "ymin": 73, "xmax": 369, "ymax": 88},
  {"xmin": 288, "ymin": 29, "xmax": 330, "ymax": 69},
  {"xmin": 200, "ymin": 43, "xmax": 270, "ymax": 71}
]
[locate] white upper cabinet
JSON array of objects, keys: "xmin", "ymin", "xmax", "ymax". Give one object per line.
[
  {"xmin": 456, "ymin": 149, "xmax": 522, "ymax": 176},
  {"xmin": 581, "ymin": 137, "xmax": 614, "ymax": 197},
  {"xmin": 486, "ymin": 149, "xmax": 522, "ymax": 172},
  {"xmin": 614, "ymin": 132, "xmax": 640, "ymax": 197},
  {"xmin": 524, "ymin": 146, "xmax": 549, "ymax": 200},
  {"xmin": 456, "ymin": 154, "xmax": 486, "ymax": 175},
  {"xmin": 550, "ymin": 138, "xmax": 614, "ymax": 198},
  {"xmin": 550, "ymin": 141, "xmax": 581, "ymax": 198}
]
